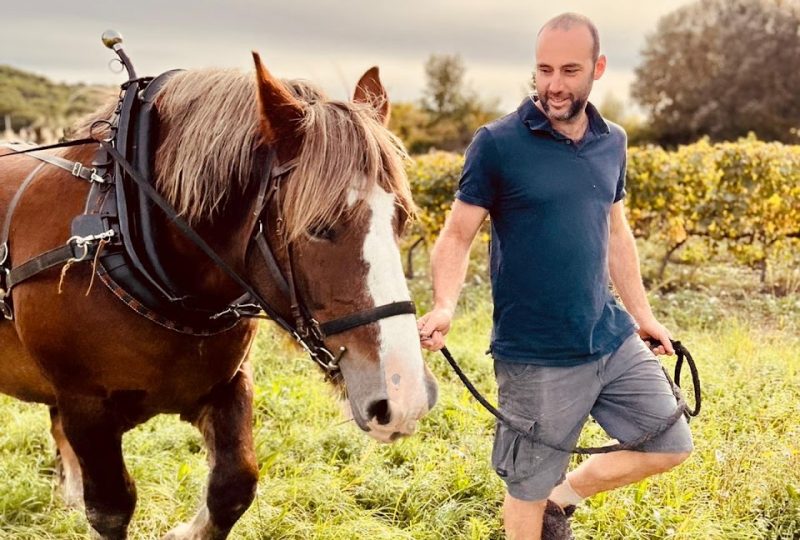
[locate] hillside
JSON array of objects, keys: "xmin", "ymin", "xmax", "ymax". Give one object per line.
[{"xmin": 0, "ymin": 65, "xmax": 111, "ymax": 134}]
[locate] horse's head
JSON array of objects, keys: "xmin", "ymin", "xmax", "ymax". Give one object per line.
[
  {"xmin": 134, "ymin": 55, "xmax": 437, "ymax": 442},
  {"xmin": 246, "ymin": 54, "xmax": 438, "ymax": 442}
]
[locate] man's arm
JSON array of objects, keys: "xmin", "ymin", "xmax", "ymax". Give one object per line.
[
  {"xmin": 418, "ymin": 200, "xmax": 488, "ymax": 351},
  {"xmin": 608, "ymin": 200, "xmax": 674, "ymax": 355}
]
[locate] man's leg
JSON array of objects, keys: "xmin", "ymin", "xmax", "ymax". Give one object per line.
[
  {"xmin": 492, "ymin": 359, "xmax": 601, "ymax": 540},
  {"xmin": 558, "ymin": 450, "xmax": 689, "ymax": 501},
  {"xmin": 552, "ymin": 334, "xmax": 693, "ymax": 507},
  {"xmin": 503, "ymin": 495, "xmax": 546, "ymax": 540}
]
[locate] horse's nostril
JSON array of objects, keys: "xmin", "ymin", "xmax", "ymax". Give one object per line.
[{"xmin": 366, "ymin": 399, "xmax": 392, "ymax": 426}]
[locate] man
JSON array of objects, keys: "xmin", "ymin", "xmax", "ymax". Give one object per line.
[{"xmin": 417, "ymin": 13, "xmax": 693, "ymax": 540}]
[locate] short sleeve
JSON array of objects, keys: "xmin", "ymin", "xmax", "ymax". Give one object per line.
[
  {"xmin": 455, "ymin": 127, "xmax": 501, "ymax": 209},
  {"xmin": 614, "ymin": 139, "xmax": 627, "ymax": 203}
]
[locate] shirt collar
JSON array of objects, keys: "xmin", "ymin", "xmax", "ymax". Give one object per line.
[{"xmin": 517, "ymin": 96, "xmax": 610, "ymax": 138}]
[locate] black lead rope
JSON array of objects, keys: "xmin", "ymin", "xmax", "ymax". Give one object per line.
[
  {"xmin": 664, "ymin": 339, "xmax": 702, "ymax": 417},
  {"xmin": 439, "ymin": 338, "xmax": 701, "ymax": 455}
]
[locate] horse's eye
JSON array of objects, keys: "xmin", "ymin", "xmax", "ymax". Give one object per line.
[{"xmin": 307, "ymin": 224, "xmax": 336, "ymax": 242}]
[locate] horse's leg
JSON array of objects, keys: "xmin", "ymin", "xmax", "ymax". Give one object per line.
[
  {"xmin": 50, "ymin": 407, "xmax": 84, "ymax": 508},
  {"xmin": 58, "ymin": 395, "xmax": 137, "ymax": 540},
  {"xmin": 164, "ymin": 363, "xmax": 258, "ymax": 540}
]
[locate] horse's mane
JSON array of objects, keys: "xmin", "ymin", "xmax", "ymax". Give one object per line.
[{"xmin": 72, "ymin": 68, "xmax": 413, "ymax": 240}]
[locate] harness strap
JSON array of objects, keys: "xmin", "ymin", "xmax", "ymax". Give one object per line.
[
  {"xmin": 320, "ymin": 301, "xmax": 417, "ymax": 337},
  {"xmin": 2, "ymin": 143, "xmax": 105, "ymax": 183},
  {"xmin": 253, "ymin": 224, "xmax": 290, "ymax": 296},
  {"xmin": 0, "ymin": 138, "xmax": 97, "ymax": 158},
  {"xmin": 268, "ymin": 177, "xmax": 307, "ymax": 334},
  {"xmin": 98, "ymin": 140, "xmax": 302, "ymax": 339},
  {"xmin": 6, "ymin": 243, "xmax": 87, "ymax": 289},
  {"xmin": 0, "ymin": 158, "xmax": 100, "ymax": 321},
  {"xmin": 1, "ymin": 163, "xmax": 46, "ymax": 267}
]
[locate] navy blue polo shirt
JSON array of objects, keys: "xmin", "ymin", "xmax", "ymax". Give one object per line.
[{"xmin": 456, "ymin": 97, "xmax": 636, "ymax": 366}]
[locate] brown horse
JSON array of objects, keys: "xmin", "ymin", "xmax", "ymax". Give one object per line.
[{"xmin": 0, "ymin": 54, "xmax": 437, "ymax": 539}]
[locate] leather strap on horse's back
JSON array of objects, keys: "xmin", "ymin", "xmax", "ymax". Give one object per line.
[
  {"xmin": 1, "ymin": 163, "xmax": 46, "ymax": 256},
  {"xmin": 0, "ymin": 163, "xmax": 46, "ymax": 319}
]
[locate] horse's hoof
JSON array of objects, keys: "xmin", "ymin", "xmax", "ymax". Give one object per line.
[
  {"xmin": 162, "ymin": 522, "xmax": 188, "ymax": 540},
  {"xmin": 163, "ymin": 512, "xmax": 225, "ymax": 540}
]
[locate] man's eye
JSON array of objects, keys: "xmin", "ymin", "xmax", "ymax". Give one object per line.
[{"xmin": 307, "ymin": 225, "xmax": 336, "ymax": 242}]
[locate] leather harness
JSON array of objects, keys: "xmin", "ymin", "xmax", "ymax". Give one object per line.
[{"xmin": 0, "ymin": 52, "xmax": 416, "ymax": 375}]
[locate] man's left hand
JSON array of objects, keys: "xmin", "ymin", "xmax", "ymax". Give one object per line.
[{"xmin": 637, "ymin": 318, "xmax": 674, "ymax": 355}]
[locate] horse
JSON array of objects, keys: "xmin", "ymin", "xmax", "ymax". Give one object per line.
[{"xmin": 0, "ymin": 52, "xmax": 438, "ymax": 539}]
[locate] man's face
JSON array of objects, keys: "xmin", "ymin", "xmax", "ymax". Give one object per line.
[{"xmin": 535, "ymin": 25, "xmax": 606, "ymax": 123}]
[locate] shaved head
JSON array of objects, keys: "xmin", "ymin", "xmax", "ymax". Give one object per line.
[{"xmin": 538, "ymin": 12, "xmax": 600, "ymax": 62}]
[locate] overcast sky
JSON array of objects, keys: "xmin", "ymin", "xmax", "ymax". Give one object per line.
[{"xmin": 2, "ymin": 0, "xmax": 693, "ymax": 112}]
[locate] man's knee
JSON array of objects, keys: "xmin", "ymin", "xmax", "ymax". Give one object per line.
[
  {"xmin": 503, "ymin": 494, "xmax": 547, "ymax": 540},
  {"xmin": 647, "ymin": 450, "xmax": 692, "ymax": 474},
  {"xmin": 504, "ymin": 492, "xmax": 548, "ymax": 509}
]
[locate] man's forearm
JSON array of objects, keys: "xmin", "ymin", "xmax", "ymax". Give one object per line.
[
  {"xmin": 608, "ymin": 226, "xmax": 654, "ymax": 325},
  {"xmin": 430, "ymin": 233, "xmax": 473, "ymax": 315}
]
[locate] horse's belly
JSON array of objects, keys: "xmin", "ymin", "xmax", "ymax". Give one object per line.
[{"xmin": 0, "ymin": 322, "xmax": 56, "ymax": 404}]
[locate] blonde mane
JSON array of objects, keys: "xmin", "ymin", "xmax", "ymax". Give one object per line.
[{"xmin": 72, "ymin": 68, "xmax": 414, "ymax": 241}]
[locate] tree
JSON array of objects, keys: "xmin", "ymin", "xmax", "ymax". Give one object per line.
[
  {"xmin": 417, "ymin": 54, "xmax": 500, "ymax": 152},
  {"xmin": 388, "ymin": 102, "xmax": 436, "ymax": 155},
  {"xmin": 631, "ymin": 0, "xmax": 800, "ymax": 146},
  {"xmin": 421, "ymin": 55, "xmax": 468, "ymax": 119},
  {"xmin": 598, "ymin": 92, "xmax": 654, "ymax": 146}
]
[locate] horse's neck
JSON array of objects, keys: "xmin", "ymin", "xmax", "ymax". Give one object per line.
[{"xmin": 151, "ymin": 195, "xmax": 255, "ymax": 304}]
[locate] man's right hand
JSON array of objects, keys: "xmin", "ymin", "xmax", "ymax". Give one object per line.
[{"xmin": 417, "ymin": 308, "xmax": 453, "ymax": 352}]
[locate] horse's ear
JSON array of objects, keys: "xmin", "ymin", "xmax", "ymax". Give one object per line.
[
  {"xmin": 252, "ymin": 51, "xmax": 304, "ymax": 143},
  {"xmin": 353, "ymin": 66, "xmax": 390, "ymax": 126}
]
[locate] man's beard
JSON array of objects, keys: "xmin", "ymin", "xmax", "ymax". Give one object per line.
[{"xmin": 540, "ymin": 92, "xmax": 587, "ymax": 122}]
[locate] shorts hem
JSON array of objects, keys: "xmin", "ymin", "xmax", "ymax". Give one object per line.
[
  {"xmin": 636, "ymin": 441, "xmax": 694, "ymax": 454},
  {"xmin": 505, "ymin": 480, "xmax": 559, "ymax": 503}
]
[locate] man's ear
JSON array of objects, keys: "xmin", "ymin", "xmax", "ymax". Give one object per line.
[{"xmin": 594, "ymin": 54, "xmax": 607, "ymax": 80}]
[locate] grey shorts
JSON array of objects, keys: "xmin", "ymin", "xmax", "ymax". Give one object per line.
[{"xmin": 492, "ymin": 333, "xmax": 694, "ymax": 501}]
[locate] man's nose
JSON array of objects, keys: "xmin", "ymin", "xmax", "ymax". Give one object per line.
[{"xmin": 549, "ymin": 73, "xmax": 564, "ymax": 93}]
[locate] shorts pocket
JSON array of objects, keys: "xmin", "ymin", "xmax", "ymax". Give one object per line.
[
  {"xmin": 491, "ymin": 414, "xmax": 539, "ymax": 481},
  {"xmin": 494, "ymin": 360, "xmax": 534, "ymax": 379}
]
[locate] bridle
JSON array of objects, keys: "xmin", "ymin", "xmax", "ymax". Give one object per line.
[
  {"xmin": 231, "ymin": 149, "xmax": 418, "ymax": 374},
  {"xmin": 0, "ymin": 31, "xmax": 417, "ymax": 375}
]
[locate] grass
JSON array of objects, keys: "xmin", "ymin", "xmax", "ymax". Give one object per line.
[{"xmin": 0, "ymin": 253, "xmax": 799, "ymax": 539}]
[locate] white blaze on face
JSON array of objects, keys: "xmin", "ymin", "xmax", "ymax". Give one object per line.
[{"xmin": 361, "ymin": 185, "xmax": 428, "ymax": 432}]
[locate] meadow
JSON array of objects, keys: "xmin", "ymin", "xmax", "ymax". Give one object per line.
[{"xmin": 0, "ymin": 244, "xmax": 798, "ymax": 539}]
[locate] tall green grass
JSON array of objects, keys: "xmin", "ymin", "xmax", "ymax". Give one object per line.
[{"xmin": 0, "ymin": 268, "xmax": 798, "ymax": 539}]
